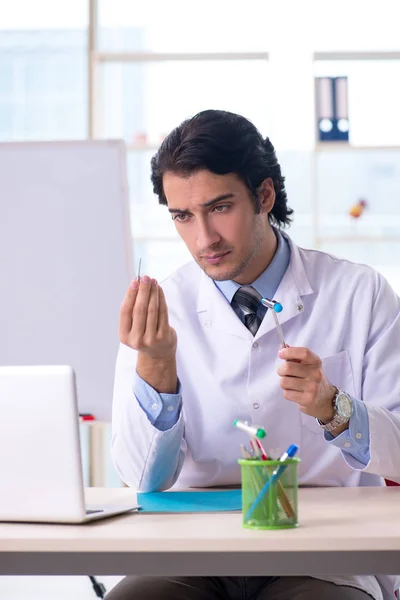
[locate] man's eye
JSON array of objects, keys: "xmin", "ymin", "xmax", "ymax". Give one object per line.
[
  {"xmin": 173, "ymin": 213, "xmax": 189, "ymax": 222},
  {"xmin": 213, "ymin": 204, "xmax": 230, "ymax": 213}
]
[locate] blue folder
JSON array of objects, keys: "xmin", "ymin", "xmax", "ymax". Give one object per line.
[{"xmin": 137, "ymin": 489, "xmax": 242, "ymax": 513}]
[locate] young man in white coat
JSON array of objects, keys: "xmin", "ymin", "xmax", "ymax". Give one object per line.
[{"xmin": 108, "ymin": 110, "xmax": 400, "ymax": 600}]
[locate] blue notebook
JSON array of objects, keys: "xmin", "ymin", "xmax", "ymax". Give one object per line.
[{"xmin": 137, "ymin": 489, "xmax": 242, "ymax": 513}]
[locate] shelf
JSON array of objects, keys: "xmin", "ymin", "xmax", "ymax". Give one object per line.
[
  {"xmin": 126, "ymin": 143, "xmax": 160, "ymax": 152},
  {"xmin": 127, "ymin": 142, "xmax": 400, "ymax": 153},
  {"xmin": 314, "ymin": 143, "xmax": 400, "ymax": 152},
  {"xmin": 313, "ymin": 51, "xmax": 400, "ymax": 61},
  {"xmin": 317, "ymin": 235, "xmax": 400, "ymax": 244},
  {"xmin": 94, "ymin": 51, "xmax": 269, "ymax": 63}
]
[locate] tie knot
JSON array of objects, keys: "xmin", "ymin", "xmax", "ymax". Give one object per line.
[{"xmin": 232, "ymin": 285, "xmax": 262, "ymax": 314}]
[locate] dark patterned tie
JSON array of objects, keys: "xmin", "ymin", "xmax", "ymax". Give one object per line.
[{"xmin": 231, "ymin": 286, "xmax": 262, "ymax": 335}]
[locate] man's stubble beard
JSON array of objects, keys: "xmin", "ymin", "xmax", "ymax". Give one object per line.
[{"xmin": 196, "ymin": 217, "xmax": 266, "ymax": 282}]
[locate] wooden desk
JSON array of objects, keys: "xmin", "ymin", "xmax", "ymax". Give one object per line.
[{"xmin": 0, "ymin": 487, "xmax": 399, "ymax": 576}]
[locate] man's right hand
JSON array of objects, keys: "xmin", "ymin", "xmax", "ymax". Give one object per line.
[
  {"xmin": 119, "ymin": 276, "xmax": 178, "ymax": 394},
  {"xmin": 119, "ymin": 275, "xmax": 177, "ymax": 360}
]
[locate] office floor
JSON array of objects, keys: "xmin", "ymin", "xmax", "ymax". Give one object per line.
[{"xmin": 0, "ymin": 576, "xmax": 123, "ymax": 599}]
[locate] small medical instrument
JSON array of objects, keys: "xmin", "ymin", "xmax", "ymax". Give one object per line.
[
  {"xmin": 234, "ymin": 420, "xmax": 266, "ymax": 439},
  {"xmin": 260, "ymin": 297, "xmax": 287, "ymax": 348}
]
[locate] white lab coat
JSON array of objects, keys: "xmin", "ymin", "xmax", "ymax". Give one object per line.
[{"xmin": 111, "ymin": 235, "xmax": 400, "ymax": 600}]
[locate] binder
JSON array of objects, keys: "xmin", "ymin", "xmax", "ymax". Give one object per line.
[{"xmin": 315, "ymin": 76, "xmax": 349, "ymax": 142}]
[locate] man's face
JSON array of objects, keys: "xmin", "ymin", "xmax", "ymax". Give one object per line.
[{"xmin": 163, "ymin": 170, "xmax": 273, "ymax": 282}]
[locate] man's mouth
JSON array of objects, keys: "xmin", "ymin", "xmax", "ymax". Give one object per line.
[{"xmin": 202, "ymin": 251, "xmax": 231, "ymax": 264}]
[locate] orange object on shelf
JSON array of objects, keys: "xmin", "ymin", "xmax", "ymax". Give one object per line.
[{"xmin": 349, "ymin": 199, "xmax": 367, "ymax": 219}]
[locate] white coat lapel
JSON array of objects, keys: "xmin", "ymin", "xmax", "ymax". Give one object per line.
[
  {"xmin": 255, "ymin": 237, "xmax": 314, "ymax": 340},
  {"xmin": 196, "ymin": 270, "xmax": 251, "ymax": 340}
]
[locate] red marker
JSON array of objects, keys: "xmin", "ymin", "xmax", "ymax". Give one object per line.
[
  {"xmin": 255, "ymin": 438, "xmax": 269, "ymax": 461},
  {"xmin": 79, "ymin": 413, "xmax": 95, "ymax": 421}
]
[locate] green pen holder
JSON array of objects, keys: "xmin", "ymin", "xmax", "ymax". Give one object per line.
[{"xmin": 238, "ymin": 458, "xmax": 300, "ymax": 530}]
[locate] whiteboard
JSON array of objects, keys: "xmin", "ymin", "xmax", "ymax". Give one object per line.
[{"xmin": 0, "ymin": 140, "xmax": 133, "ymax": 421}]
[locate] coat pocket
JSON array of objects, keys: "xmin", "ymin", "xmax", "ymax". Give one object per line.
[{"xmin": 301, "ymin": 349, "xmax": 356, "ymax": 434}]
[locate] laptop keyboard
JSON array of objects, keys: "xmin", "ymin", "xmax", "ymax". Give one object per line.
[{"xmin": 86, "ymin": 509, "xmax": 104, "ymax": 515}]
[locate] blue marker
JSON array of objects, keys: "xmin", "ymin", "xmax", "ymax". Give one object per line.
[
  {"xmin": 260, "ymin": 297, "xmax": 286, "ymax": 347},
  {"xmin": 245, "ymin": 444, "xmax": 299, "ymax": 521}
]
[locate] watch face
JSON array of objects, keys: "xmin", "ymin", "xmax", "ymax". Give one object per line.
[{"xmin": 337, "ymin": 393, "xmax": 353, "ymax": 418}]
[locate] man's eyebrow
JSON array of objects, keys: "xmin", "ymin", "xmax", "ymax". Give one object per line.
[{"xmin": 168, "ymin": 193, "xmax": 235, "ymax": 214}]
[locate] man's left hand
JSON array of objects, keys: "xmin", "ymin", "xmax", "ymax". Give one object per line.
[{"xmin": 277, "ymin": 346, "xmax": 336, "ymax": 423}]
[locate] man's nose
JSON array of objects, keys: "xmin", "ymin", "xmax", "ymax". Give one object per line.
[{"xmin": 197, "ymin": 222, "xmax": 221, "ymax": 250}]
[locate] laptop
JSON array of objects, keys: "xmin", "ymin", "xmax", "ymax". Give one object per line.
[{"xmin": 0, "ymin": 365, "xmax": 139, "ymax": 523}]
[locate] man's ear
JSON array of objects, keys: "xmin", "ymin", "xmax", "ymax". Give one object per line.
[{"xmin": 257, "ymin": 178, "xmax": 275, "ymax": 214}]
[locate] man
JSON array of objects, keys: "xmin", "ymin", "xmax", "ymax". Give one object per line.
[{"xmin": 109, "ymin": 110, "xmax": 400, "ymax": 600}]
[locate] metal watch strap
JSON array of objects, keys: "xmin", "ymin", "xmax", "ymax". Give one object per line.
[
  {"xmin": 317, "ymin": 412, "xmax": 349, "ymax": 433},
  {"xmin": 316, "ymin": 388, "xmax": 350, "ymax": 433}
]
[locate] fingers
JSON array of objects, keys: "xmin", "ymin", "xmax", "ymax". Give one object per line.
[
  {"xmin": 144, "ymin": 279, "xmax": 160, "ymax": 341},
  {"xmin": 277, "ymin": 360, "xmax": 323, "ymax": 382},
  {"xmin": 277, "ymin": 347, "xmax": 323, "ymax": 404},
  {"xmin": 278, "ymin": 346, "xmax": 336, "ymax": 421},
  {"xmin": 277, "ymin": 361, "xmax": 309, "ymax": 378},
  {"xmin": 119, "ymin": 274, "xmax": 175, "ymax": 356},
  {"xmin": 281, "ymin": 377, "xmax": 320, "ymax": 403},
  {"xmin": 279, "ymin": 375, "xmax": 306, "ymax": 392},
  {"xmin": 119, "ymin": 278, "xmax": 139, "ymax": 342},
  {"xmin": 131, "ymin": 275, "xmax": 152, "ymax": 341},
  {"xmin": 282, "ymin": 389, "xmax": 310, "ymax": 407},
  {"xmin": 278, "ymin": 346, "xmax": 321, "ymax": 366},
  {"xmin": 280, "ymin": 375, "xmax": 319, "ymax": 396},
  {"xmin": 157, "ymin": 286, "xmax": 170, "ymax": 335}
]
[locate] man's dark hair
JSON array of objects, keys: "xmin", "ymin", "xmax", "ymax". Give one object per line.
[{"xmin": 150, "ymin": 109, "xmax": 293, "ymax": 228}]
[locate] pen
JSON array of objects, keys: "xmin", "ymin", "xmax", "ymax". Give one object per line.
[
  {"xmin": 270, "ymin": 444, "xmax": 299, "ymax": 478},
  {"xmin": 234, "ymin": 420, "xmax": 266, "ymax": 439},
  {"xmin": 240, "ymin": 444, "xmax": 252, "ymax": 459},
  {"xmin": 137, "ymin": 257, "xmax": 142, "ymax": 283},
  {"xmin": 253, "ymin": 439, "xmax": 295, "ymax": 519},
  {"xmin": 245, "ymin": 444, "xmax": 299, "ymax": 521}
]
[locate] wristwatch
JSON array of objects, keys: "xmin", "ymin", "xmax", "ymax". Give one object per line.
[{"xmin": 316, "ymin": 388, "xmax": 353, "ymax": 433}]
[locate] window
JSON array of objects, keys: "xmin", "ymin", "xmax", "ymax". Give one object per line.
[
  {"xmin": 0, "ymin": 0, "xmax": 88, "ymax": 141},
  {"xmin": 98, "ymin": 0, "xmax": 270, "ymax": 53},
  {"xmin": 99, "ymin": 59, "xmax": 270, "ymax": 144},
  {"xmin": 311, "ymin": 0, "xmax": 400, "ymax": 52}
]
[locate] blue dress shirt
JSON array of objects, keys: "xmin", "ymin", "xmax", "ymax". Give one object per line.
[{"xmin": 134, "ymin": 231, "xmax": 371, "ymax": 465}]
